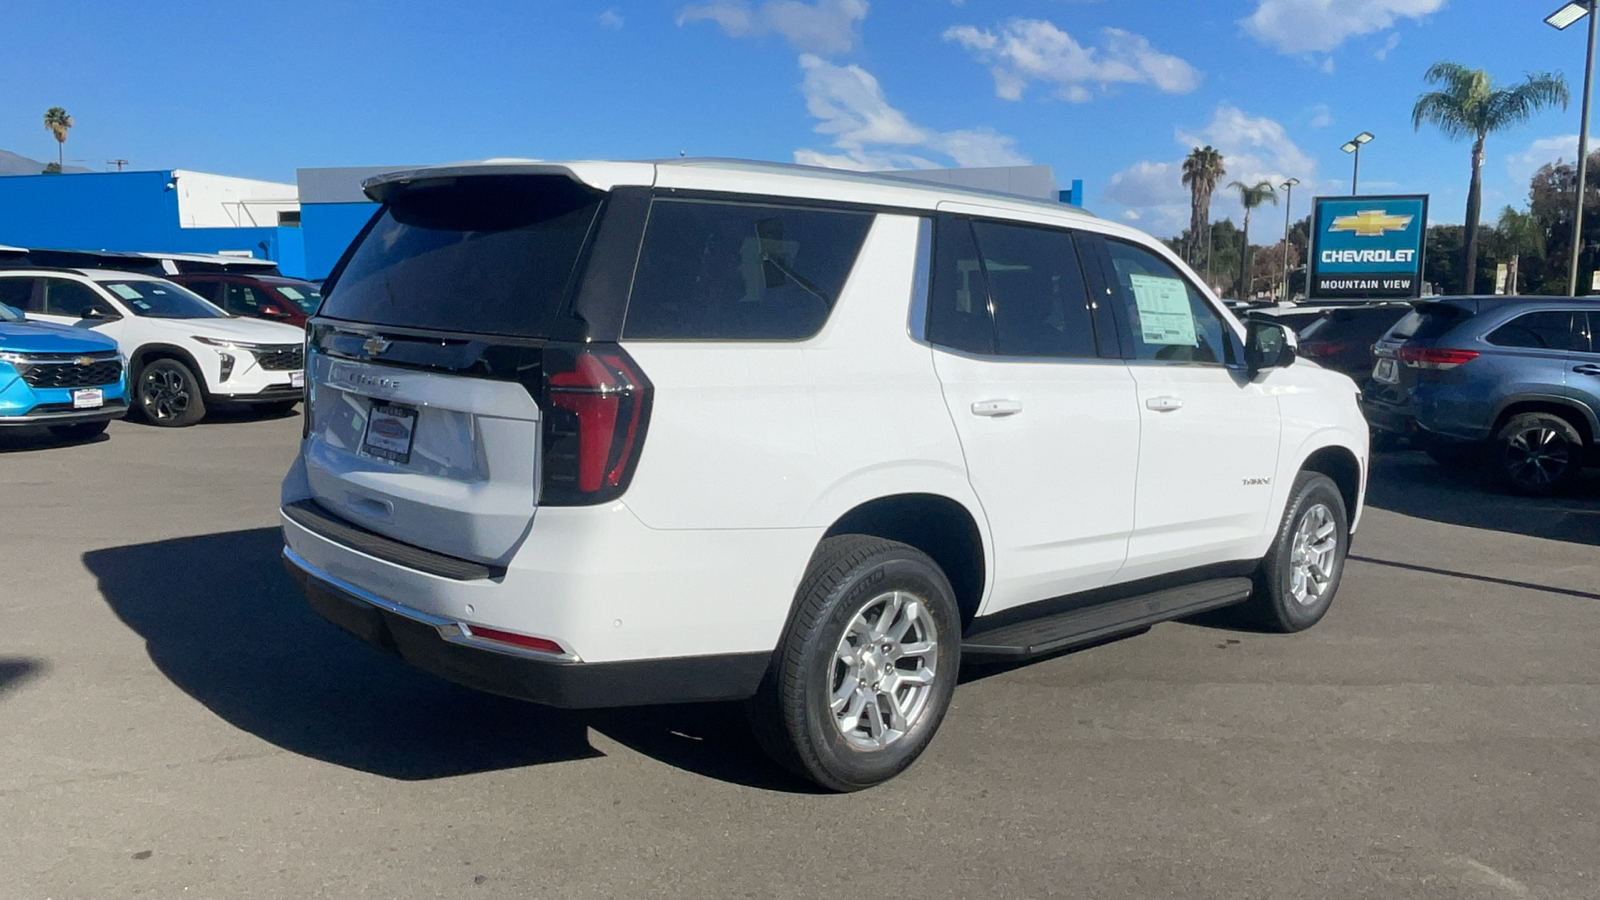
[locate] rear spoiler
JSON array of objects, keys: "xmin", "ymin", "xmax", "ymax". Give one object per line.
[{"xmin": 361, "ymin": 160, "xmax": 656, "ymax": 203}]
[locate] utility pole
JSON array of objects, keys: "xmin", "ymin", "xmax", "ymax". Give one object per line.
[{"xmin": 106, "ymin": 159, "xmax": 128, "ymax": 172}]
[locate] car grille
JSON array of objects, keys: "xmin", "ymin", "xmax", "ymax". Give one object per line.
[
  {"xmin": 16, "ymin": 355, "xmax": 123, "ymax": 389},
  {"xmin": 256, "ymin": 345, "xmax": 304, "ymax": 371}
]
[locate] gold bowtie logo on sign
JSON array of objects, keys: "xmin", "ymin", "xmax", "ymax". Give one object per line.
[{"xmin": 1329, "ymin": 209, "xmax": 1415, "ymax": 237}]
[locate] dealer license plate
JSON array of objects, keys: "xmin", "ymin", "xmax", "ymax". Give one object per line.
[
  {"xmin": 290, "ymin": 371, "xmax": 305, "ymax": 388},
  {"xmin": 1372, "ymin": 358, "xmax": 1399, "ymax": 384},
  {"xmin": 72, "ymin": 388, "xmax": 104, "ymax": 409},
  {"xmin": 361, "ymin": 402, "xmax": 417, "ymax": 464}
]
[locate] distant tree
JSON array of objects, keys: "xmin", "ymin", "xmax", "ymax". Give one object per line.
[
  {"xmin": 1412, "ymin": 62, "xmax": 1568, "ymax": 293},
  {"xmin": 1251, "ymin": 238, "xmax": 1302, "ymax": 299},
  {"xmin": 1226, "ymin": 180, "xmax": 1277, "ymax": 298},
  {"xmin": 42, "ymin": 107, "xmax": 73, "ymax": 170},
  {"xmin": 1524, "ymin": 152, "xmax": 1600, "ymax": 293},
  {"xmin": 1181, "ymin": 146, "xmax": 1226, "ymax": 272},
  {"xmin": 41, "ymin": 162, "xmax": 61, "ymax": 175}
]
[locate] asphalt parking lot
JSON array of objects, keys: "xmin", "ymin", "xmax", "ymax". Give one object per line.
[{"xmin": 2, "ymin": 414, "xmax": 1597, "ymax": 899}]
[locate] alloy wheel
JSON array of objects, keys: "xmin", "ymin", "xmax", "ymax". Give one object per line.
[
  {"xmin": 141, "ymin": 367, "xmax": 191, "ymax": 422},
  {"xmin": 1502, "ymin": 427, "xmax": 1572, "ymax": 490},
  {"xmin": 1288, "ymin": 502, "xmax": 1338, "ymax": 606},
  {"xmin": 830, "ymin": 590, "xmax": 940, "ymax": 750}
]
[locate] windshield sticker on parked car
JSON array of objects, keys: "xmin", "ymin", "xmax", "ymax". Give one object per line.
[
  {"xmin": 108, "ymin": 284, "xmax": 144, "ymax": 301},
  {"xmin": 1129, "ymin": 274, "xmax": 1197, "ymax": 347}
]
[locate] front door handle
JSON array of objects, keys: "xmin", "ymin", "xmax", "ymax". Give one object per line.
[
  {"xmin": 1145, "ymin": 395, "xmax": 1184, "ymax": 412},
  {"xmin": 1575, "ymin": 363, "xmax": 1600, "ymax": 376},
  {"xmin": 971, "ymin": 399, "xmax": 1023, "ymax": 417}
]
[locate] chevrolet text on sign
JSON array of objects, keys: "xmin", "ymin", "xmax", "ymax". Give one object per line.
[{"xmin": 1308, "ymin": 194, "xmax": 1428, "ymax": 300}]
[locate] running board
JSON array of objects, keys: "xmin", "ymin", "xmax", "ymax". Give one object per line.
[{"xmin": 962, "ymin": 577, "xmax": 1254, "ymax": 662}]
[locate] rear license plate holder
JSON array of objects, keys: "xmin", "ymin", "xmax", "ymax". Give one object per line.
[
  {"xmin": 361, "ymin": 402, "xmax": 417, "ymax": 464},
  {"xmin": 1372, "ymin": 358, "xmax": 1398, "ymax": 384}
]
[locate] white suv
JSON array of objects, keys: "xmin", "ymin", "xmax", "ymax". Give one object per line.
[
  {"xmin": 280, "ymin": 159, "xmax": 1367, "ymax": 790},
  {"xmin": 0, "ymin": 269, "xmax": 306, "ymax": 426}
]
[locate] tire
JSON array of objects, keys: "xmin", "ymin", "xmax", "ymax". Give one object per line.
[
  {"xmin": 135, "ymin": 359, "xmax": 206, "ymax": 427},
  {"xmin": 254, "ymin": 400, "xmax": 299, "ymax": 418},
  {"xmin": 1425, "ymin": 440, "xmax": 1481, "ymax": 469},
  {"xmin": 1238, "ymin": 471, "xmax": 1350, "ymax": 633},
  {"xmin": 47, "ymin": 420, "xmax": 109, "ymax": 441},
  {"xmin": 1492, "ymin": 412, "xmax": 1583, "ymax": 496},
  {"xmin": 749, "ymin": 535, "xmax": 961, "ymax": 792}
]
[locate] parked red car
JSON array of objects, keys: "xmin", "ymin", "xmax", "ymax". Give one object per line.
[{"xmin": 167, "ymin": 273, "xmax": 321, "ymax": 327}]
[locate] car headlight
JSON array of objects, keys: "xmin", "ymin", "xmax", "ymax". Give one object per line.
[{"xmin": 193, "ymin": 336, "xmax": 267, "ymax": 353}]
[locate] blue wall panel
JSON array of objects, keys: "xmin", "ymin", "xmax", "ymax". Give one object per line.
[{"xmin": 301, "ymin": 202, "xmax": 379, "ymax": 280}]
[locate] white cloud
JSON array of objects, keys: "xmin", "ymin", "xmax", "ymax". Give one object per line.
[
  {"xmin": 1104, "ymin": 105, "xmax": 1317, "ymax": 238},
  {"xmin": 793, "ymin": 54, "xmax": 1029, "ymax": 170},
  {"xmin": 943, "ymin": 19, "xmax": 1199, "ymax": 102},
  {"xmin": 1308, "ymin": 103, "xmax": 1332, "ymax": 128},
  {"xmin": 598, "ymin": 9, "xmax": 624, "ymax": 29},
  {"xmin": 1375, "ymin": 32, "xmax": 1401, "ymax": 59},
  {"xmin": 1507, "ymin": 133, "xmax": 1597, "ymax": 186},
  {"xmin": 678, "ymin": 0, "xmax": 868, "ymax": 55},
  {"xmin": 1242, "ymin": 0, "xmax": 1446, "ymax": 55}
]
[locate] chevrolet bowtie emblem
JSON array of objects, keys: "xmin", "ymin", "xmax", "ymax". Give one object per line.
[
  {"xmin": 1329, "ymin": 209, "xmax": 1414, "ymax": 237},
  {"xmin": 361, "ymin": 336, "xmax": 392, "ymax": 358},
  {"xmin": 74, "ymin": 356, "xmax": 96, "ymax": 366}
]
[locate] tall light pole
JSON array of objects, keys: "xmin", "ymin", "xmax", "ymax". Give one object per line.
[
  {"xmin": 1279, "ymin": 178, "xmax": 1300, "ymax": 300},
  {"xmin": 1341, "ymin": 132, "xmax": 1375, "ymax": 195},
  {"xmin": 1548, "ymin": 1, "xmax": 1597, "ymax": 296}
]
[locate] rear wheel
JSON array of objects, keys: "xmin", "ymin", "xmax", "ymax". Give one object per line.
[
  {"xmin": 1238, "ymin": 471, "xmax": 1349, "ymax": 633},
  {"xmin": 136, "ymin": 359, "xmax": 206, "ymax": 427},
  {"xmin": 749, "ymin": 536, "xmax": 960, "ymax": 792},
  {"xmin": 1493, "ymin": 412, "xmax": 1583, "ymax": 496},
  {"xmin": 47, "ymin": 420, "xmax": 108, "ymax": 441}
]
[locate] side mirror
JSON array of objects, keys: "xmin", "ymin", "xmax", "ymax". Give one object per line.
[
  {"xmin": 81, "ymin": 306, "xmax": 120, "ymax": 321},
  {"xmin": 259, "ymin": 304, "xmax": 287, "ymax": 318},
  {"xmin": 1245, "ymin": 319, "xmax": 1296, "ymax": 375}
]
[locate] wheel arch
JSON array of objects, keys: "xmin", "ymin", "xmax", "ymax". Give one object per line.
[
  {"xmin": 821, "ymin": 493, "xmax": 988, "ymax": 631},
  {"xmin": 129, "ymin": 344, "xmax": 210, "ymax": 397},
  {"xmin": 1490, "ymin": 395, "xmax": 1596, "ymax": 446},
  {"xmin": 1298, "ymin": 443, "xmax": 1363, "ymax": 528}
]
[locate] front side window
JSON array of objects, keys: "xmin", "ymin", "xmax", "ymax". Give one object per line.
[
  {"xmin": 223, "ymin": 283, "xmax": 270, "ymax": 315},
  {"xmin": 274, "ymin": 284, "xmax": 322, "ymax": 313},
  {"xmin": 1486, "ymin": 311, "xmax": 1582, "ymax": 351},
  {"xmin": 100, "ymin": 280, "xmax": 228, "ymax": 319},
  {"xmin": 1104, "ymin": 239, "xmax": 1232, "ymax": 365},
  {"xmin": 623, "ymin": 199, "xmax": 873, "ymax": 340}
]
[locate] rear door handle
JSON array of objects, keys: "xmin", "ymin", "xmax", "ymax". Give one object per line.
[
  {"xmin": 1575, "ymin": 364, "xmax": 1600, "ymax": 376},
  {"xmin": 1145, "ymin": 395, "xmax": 1184, "ymax": 412},
  {"xmin": 971, "ymin": 399, "xmax": 1023, "ymax": 417}
]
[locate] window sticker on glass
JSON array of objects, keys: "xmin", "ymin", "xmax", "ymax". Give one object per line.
[
  {"xmin": 1129, "ymin": 273, "xmax": 1196, "ymax": 346},
  {"xmin": 109, "ymin": 284, "xmax": 144, "ymax": 300}
]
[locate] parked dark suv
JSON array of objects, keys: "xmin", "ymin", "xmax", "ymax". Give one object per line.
[
  {"xmin": 167, "ymin": 273, "xmax": 320, "ymax": 328},
  {"xmin": 1364, "ymin": 296, "xmax": 1600, "ymax": 494}
]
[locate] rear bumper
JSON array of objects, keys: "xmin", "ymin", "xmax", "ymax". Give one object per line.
[{"xmin": 283, "ymin": 547, "xmax": 769, "ymax": 708}]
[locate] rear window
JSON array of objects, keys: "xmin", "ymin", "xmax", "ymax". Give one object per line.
[
  {"xmin": 1385, "ymin": 305, "xmax": 1467, "ymax": 342},
  {"xmin": 622, "ymin": 199, "xmax": 874, "ymax": 340},
  {"xmin": 321, "ymin": 176, "xmax": 605, "ymax": 337}
]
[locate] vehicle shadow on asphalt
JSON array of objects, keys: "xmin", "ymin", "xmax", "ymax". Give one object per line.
[
  {"xmin": 82, "ymin": 527, "xmax": 818, "ymax": 791},
  {"xmin": 1364, "ymin": 450, "xmax": 1600, "ymax": 547},
  {"xmin": 0, "ymin": 428, "xmax": 110, "ymax": 454}
]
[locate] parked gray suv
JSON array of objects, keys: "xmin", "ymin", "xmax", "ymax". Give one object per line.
[{"xmin": 1364, "ymin": 296, "xmax": 1600, "ymax": 495}]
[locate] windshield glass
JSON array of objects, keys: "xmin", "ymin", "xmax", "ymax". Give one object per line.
[
  {"xmin": 0, "ymin": 303, "xmax": 21, "ymax": 323},
  {"xmin": 102, "ymin": 280, "xmax": 229, "ymax": 319},
  {"xmin": 274, "ymin": 284, "xmax": 322, "ymax": 313}
]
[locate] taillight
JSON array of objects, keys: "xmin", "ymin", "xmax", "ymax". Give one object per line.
[
  {"xmin": 1301, "ymin": 340, "xmax": 1352, "ymax": 358},
  {"xmin": 540, "ymin": 345, "xmax": 652, "ymax": 505},
  {"xmin": 1398, "ymin": 346, "xmax": 1479, "ymax": 370}
]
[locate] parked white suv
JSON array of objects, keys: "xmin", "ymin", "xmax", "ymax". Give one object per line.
[
  {"xmin": 0, "ymin": 269, "xmax": 306, "ymax": 426},
  {"xmin": 281, "ymin": 159, "xmax": 1367, "ymax": 790}
]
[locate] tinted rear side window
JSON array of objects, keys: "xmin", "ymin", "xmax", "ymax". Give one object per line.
[
  {"xmin": 1386, "ymin": 305, "xmax": 1467, "ymax": 341},
  {"xmin": 971, "ymin": 220, "xmax": 1097, "ymax": 358},
  {"xmin": 927, "ymin": 217, "xmax": 993, "ymax": 355},
  {"xmin": 321, "ymin": 176, "xmax": 605, "ymax": 337},
  {"xmin": 1487, "ymin": 311, "xmax": 1583, "ymax": 351},
  {"xmin": 623, "ymin": 199, "xmax": 873, "ymax": 340}
]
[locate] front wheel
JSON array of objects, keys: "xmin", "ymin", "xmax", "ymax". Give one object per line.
[
  {"xmin": 1239, "ymin": 471, "xmax": 1350, "ymax": 633},
  {"xmin": 136, "ymin": 359, "xmax": 206, "ymax": 427},
  {"xmin": 749, "ymin": 536, "xmax": 961, "ymax": 792}
]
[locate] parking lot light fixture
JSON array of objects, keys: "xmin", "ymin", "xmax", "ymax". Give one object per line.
[
  {"xmin": 1280, "ymin": 178, "xmax": 1300, "ymax": 300},
  {"xmin": 1547, "ymin": 1, "xmax": 1597, "ymax": 295},
  {"xmin": 1341, "ymin": 132, "xmax": 1375, "ymax": 195}
]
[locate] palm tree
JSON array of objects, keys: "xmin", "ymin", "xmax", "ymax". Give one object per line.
[
  {"xmin": 42, "ymin": 107, "xmax": 73, "ymax": 170},
  {"xmin": 1413, "ymin": 62, "xmax": 1568, "ymax": 294},
  {"xmin": 1181, "ymin": 146, "xmax": 1226, "ymax": 274},
  {"xmin": 1227, "ymin": 179, "xmax": 1277, "ymax": 299}
]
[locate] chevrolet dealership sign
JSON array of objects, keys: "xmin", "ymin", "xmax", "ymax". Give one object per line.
[{"xmin": 1308, "ymin": 194, "xmax": 1428, "ymax": 299}]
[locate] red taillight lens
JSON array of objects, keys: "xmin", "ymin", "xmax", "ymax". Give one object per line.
[
  {"xmin": 541, "ymin": 345, "xmax": 651, "ymax": 505},
  {"xmin": 1398, "ymin": 346, "xmax": 1479, "ymax": 369},
  {"xmin": 468, "ymin": 625, "xmax": 567, "ymax": 656},
  {"xmin": 1301, "ymin": 341, "xmax": 1352, "ymax": 358}
]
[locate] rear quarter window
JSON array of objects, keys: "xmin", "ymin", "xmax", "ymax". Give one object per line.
[{"xmin": 622, "ymin": 199, "xmax": 874, "ymax": 341}]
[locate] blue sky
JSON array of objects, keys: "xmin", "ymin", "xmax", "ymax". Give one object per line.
[{"xmin": 0, "ymin": 1, "xmax": 1589, "ymax": 242}]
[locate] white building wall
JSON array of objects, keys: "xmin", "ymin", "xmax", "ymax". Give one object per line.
[{"xmin": 172, "ymin": 170, "xmax": 299, "ymax": 228}]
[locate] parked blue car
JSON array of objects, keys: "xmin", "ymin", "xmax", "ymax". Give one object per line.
[{"xmin": 0, "ymin": 301, "xmax": 129, "ymax": 440}]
